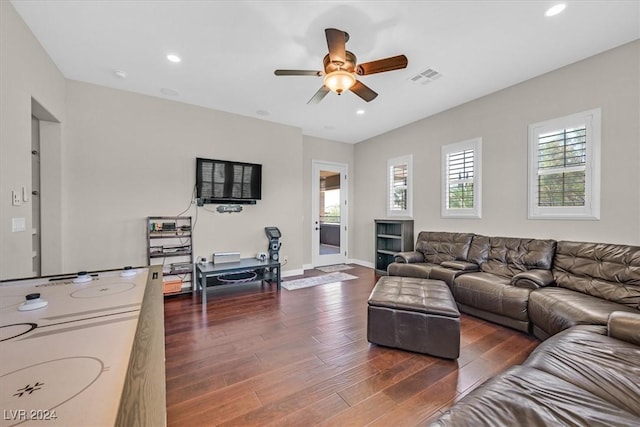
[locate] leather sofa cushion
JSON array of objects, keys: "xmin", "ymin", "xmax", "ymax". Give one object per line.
[
  {"xmin": 432, "ymin": 365, "xmax": 640, "ymax": 426},
  {"xmin": 414, "ymin": 231, "xmax": 474, "ymax": 264},
  {"xmin": 453, "ymin": 273, "xmax": 530, "ymax": 322},
  {"xmin": 525, "ymin": 325, "xmax": 640, "ymax": 417},
  {"xmin": 387, "ymin": 262, "xmax": 434, "ymax": 279},
  {"xmin": 528, "ymin": 287, "xmax": 640, "ymax": 338},
  {"xmin": 554, "ymin": 240, "xmax": 640, "ymax": 308},
  {"xmin": 467, "ymin": 235, "xmax": 556, "ymax": 278},
  {"xmin": 429, "ymin": 266, "xmax": 468, "ymax": 288}
]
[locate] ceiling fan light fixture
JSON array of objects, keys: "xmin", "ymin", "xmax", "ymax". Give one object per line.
[{"xmin": 324, "ymin": 70, "xmax": 356, "ymax": 94}]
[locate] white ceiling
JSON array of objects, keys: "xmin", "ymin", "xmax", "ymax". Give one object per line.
[{"xmin": 11, "ymin": 1, "xmax": 640, "ymax": 143}]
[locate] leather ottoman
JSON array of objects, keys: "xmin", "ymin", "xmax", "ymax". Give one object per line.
[{"xmin": 367, "ymin": 276, "xmax": 460, "ymax": 359}]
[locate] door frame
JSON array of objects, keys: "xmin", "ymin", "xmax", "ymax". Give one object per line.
[{"xmin": 311, "ymin": 160, "xmax": 348, "ymax": 267}]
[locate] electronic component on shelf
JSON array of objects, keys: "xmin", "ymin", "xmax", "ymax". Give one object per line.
[
  {"xmin": 213, "ymin": 252, "xmax": 241, "ymax": 264},
  {"xmin": 170, "ymin": 262, "xmax": 192, "ymax": 273},
  {"xmin": 162, "ymin": 244, "xmax": 190, "ymax": 254}
]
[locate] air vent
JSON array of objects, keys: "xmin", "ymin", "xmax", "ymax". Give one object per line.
[{"xmin": 410, "ymin": 67, "xmax": 443, "ymax": 85}]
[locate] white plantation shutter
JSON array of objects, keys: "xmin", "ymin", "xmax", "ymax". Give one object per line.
[
  {"xmin": 389, "ymin": 163, "xmax": 407, "ymax": 211},
  {"xmin": 447, "ymin": 149, "xmax": 474, "ymax": 208},
  {"xmin": 528, "ymin": 108, "xmax": 600, "ymax": 219},
  {"xmin": 536, "ymin": 127, "xmax": 586, "ymax": 207},
  {"xmin": 387, "ymin": 155, "xmax": 412, "ymax": 217},
  {"xmin": 441, "ymin": 138, "xmax": 482, "ymax": 218}
]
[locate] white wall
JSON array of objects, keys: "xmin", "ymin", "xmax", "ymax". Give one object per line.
[
  {"xmin": 63, "ymin": 80, "xmax": 304, "ymax": 274},
  {"xmin": 353, "ymin": 40, "xmax": 640, "ymax": 264},
  {"xmin": 302, "ymin": 136, "xmax": 355, "ymax": 267},
  {"xmin": 2, "ymin": 1, "xmax": 339, "ymax": 280},
  {"xmin": 0, "ymin": 1, "xmax": 66, "ymax": 279},
  {"xmin": 3, "ymin": 0, "xmax": 638, "ymax": 279}
]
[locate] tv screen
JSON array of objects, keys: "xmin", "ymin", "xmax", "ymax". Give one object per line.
[{"xmin": 196, "ymin": 157, "xmax": 262, "ymax": 204}]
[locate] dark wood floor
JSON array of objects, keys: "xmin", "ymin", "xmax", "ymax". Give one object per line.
[{"xmin": 164, "ymin": 265, "xmax": 540, "ymax": 426}]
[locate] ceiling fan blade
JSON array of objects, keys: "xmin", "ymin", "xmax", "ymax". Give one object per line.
[
  {"xmin": 307, "ymin": 86, "xmax": 331, "ymax": 104},
  {"xmin": 350, "ymin": 80, "xmax": 378, "ymax": 102},
  {"xmin": 274, "ymin": 69, "xmax": 322, "ymax": 76},
  {"xmin": 325, "ymin": 28, "xmax": 347, "ymax": 64},
  {"xmin": 356, "ymin": 54, "xmax": 408, "ymax": 76}
]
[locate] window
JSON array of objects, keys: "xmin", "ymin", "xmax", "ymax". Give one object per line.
[
  {"xmin": 528, "ymin": 108, "xmax": 601, "ymax": 219},
  {"xmin": 387, "ymin": 155, "xmax": 412, "ymax": 217},
  {"xmin": 441, "ymin": 138, "xmax": 482, "ymax": 218}
]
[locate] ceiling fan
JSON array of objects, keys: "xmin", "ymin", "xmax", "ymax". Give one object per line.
[{"xmin": 274, "ymin": 28, "xmax": 408, "ymax": 104}]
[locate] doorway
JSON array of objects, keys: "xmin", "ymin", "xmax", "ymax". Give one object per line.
[
  {"xmin": 312, "ymin": 161, "xmax": 348, "ymax": 267},
  {"xmin": 31, "ymin": 97, "xmax": 62, "ymax": 276},
  {"xmin": 31, "ymin": 116, "xmax": 41, "ymax": 275}
]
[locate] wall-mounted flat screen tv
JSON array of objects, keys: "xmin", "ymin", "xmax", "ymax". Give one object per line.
[{"xmin": 196, "ymin": 157, "xmax": 262, "ymax": 204}]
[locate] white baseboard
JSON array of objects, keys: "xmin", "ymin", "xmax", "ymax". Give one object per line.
[
  {"xmin": 301, "ymin": 260, "xmax": 374, "ymax": 271},
  {"xmin": 282, "ymin": 268, "xmax": 304, "ymax": 278},
  {"xmin": 348, "ymin": 258, "xmax": 374, "ymax": 269}
]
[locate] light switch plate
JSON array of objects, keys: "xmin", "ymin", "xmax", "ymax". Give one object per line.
[{"xmin": 12, "ymin": 217, "xmax": 26, "ymax": 232}]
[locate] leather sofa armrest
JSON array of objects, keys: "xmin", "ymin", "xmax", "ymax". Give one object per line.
[
  {"xmin": 608, "ymin": 311, "xmax": 640, "ymax": 346},
  {"xmin": 440, "ymin": 261, "xmax": 479, "ymax": 271},
  {"xmin": 394, "ymin": 251, "xmax": 424, "ymax": 264},
  {"xmin": 430, "ymin": 266, "xmax": 471, "ymax": 288},
  {"xmin": 511, "ymin": 269, "xmax": 554, "ymax": 289}
]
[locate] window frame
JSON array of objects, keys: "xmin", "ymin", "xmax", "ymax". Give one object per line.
[
  {"xmin": 386, "ymin": 154, "xmax": 413, "ymax": 218},
  {"xmin": 528, "ymin": 108, "xmax": 601, "ymax": 220},
  {"xmin": 441, "ymin": 137, "xmax": 482, "ymax": 219}
]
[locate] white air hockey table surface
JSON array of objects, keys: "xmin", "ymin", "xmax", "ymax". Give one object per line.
[{"xmin": 0, "ymin": 267, "xmax": 157, "ymax": 426}]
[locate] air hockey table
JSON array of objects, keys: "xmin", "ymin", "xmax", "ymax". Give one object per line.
[{"xmin": 0, "ymin": 265, "xmax": 165, "ymax": 427}]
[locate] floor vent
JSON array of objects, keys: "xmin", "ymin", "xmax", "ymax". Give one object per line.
[{"xmin": 410, "ymin": 68, "xmax": 443, "ymax": 85}]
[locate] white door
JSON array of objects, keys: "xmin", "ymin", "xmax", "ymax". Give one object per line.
[{"xmin": 312, "ymin": 161, "xmax": 348, "ymax": 267}]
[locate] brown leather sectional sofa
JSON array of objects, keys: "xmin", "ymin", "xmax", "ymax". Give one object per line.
[
  {"xmin": 433, "ymin": 311, "xmax": 640, "ymax": 425},
  {"xmin": 529, "ymin": 240, "xmax": 640, "ymax": 339},
  {"xmin": 388, "ymin": 232, "xmax": 640, "ymax": 338},
  {"xmin": 388, "ymin": 231, "xmax": 640, "ymax": 425}
]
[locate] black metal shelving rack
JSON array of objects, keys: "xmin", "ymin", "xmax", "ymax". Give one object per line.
[{"xmin": 146, "ymin": 216, "xmax": 194, "ymax": 295}]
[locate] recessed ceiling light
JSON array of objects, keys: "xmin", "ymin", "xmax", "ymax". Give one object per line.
[
  {"xmin": 545, "ymin": 3, "xmax": 566, "ymax": 17},
  {"xmin": 113, "ymin": 69, "xmax": 128, "ymax": 79},
  {"xmin": 166, "ymin": 54, "xmax": 181, "ymax": 63},
  {"xmin": 356, "ymin": 109, "xmax": 365, "ymax": 115}
]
